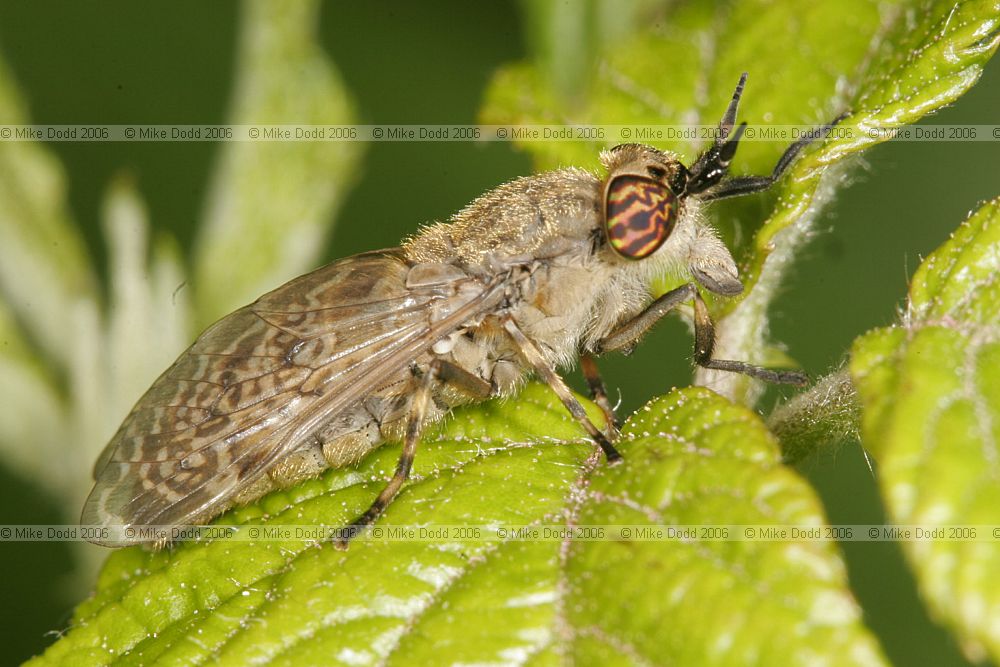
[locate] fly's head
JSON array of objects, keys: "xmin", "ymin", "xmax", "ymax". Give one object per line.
[
  {"xmin": 597, "ymin": 73, "xmax": 780, "ymax": 298},
  {"xmin": 599, "ymin": 144, "xmax": 686, "ymax": 261},
  {"xmin": 597, "ymin": 142, "xmax": 743, "ymax": 297}
]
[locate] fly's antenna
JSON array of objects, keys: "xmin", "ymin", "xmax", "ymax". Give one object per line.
[
  {"xmin": 719, "ymin": 71, "xmax": 747, "ymax": 137},
  {"xmin": 683, "ymin": 73, "xmax": 749, "ymax": 196}
]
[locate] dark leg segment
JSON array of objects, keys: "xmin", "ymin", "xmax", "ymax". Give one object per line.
[
  {"xmin": 580, "ymin": 353, "xmax": 619, "ymax": 432},
  {"xmin": 594, "ymin": 283, "xmax": 808, "ymax": 386},
  {"xmin": 502, "ymin": 317, "xmax": 622, "ymax": 463},
  {"xmin": 335, "ymin": 362, "xmax": 437, "ymax": 548},
  {"xmin": 437, "ymin": 358, "xmax": 493, "ymax": 399},
  {"xmin": 690, "ymin": 290, "xmax": 808, "ymax": 385}
]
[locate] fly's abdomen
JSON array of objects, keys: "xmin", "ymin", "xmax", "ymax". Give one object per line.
[
  {"xmin": 231, "ymin": 365, "xmax": 444, "ymax": 508},
  {"xmin": 230, "ymin": 397, "xmax": 396, "ymax": 507}
]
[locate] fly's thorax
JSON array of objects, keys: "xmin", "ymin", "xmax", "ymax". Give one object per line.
[
  {"xmin": 500, "ymin": 257, "xmax": 617, "ymax": 368},
  {"xmin": 403, "ymin": 168, "xmax": 603, "ymax": 271},
  {"xmin": 401, "ymin": 150, "xmax": 722, "ymax": 367}
]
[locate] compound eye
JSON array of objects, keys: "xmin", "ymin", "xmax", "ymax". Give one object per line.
[{"xmin": 604, "ymin": 175, "xmax": 677, "ymax": 259}]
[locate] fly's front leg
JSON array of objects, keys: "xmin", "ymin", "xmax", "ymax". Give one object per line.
[
  {"xmin": 580, "ymin": 353, "xmax": 620, "ymax": 434},
  {"xmin": 335, "ymin": 362, "xmax": 437, "ymax": 549},
  {"xmin": 594, "ymin": 283, "xmax": 808, "ymax": 386},
  {"xmin": 690, "ymin": 291, "xmax": 807, "ymax": 385},
  {"xmin": 594, "ymin": 284, "xmax": 698, "ymax": 355},
  {"xmin": 501, "ymin": 317, "xmax": 622, "ymax": 463}
]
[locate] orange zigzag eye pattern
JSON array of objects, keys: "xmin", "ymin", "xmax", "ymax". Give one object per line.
[{"xmin": 605, "ymin": 176, "xmax": 677, "ymax": 259}]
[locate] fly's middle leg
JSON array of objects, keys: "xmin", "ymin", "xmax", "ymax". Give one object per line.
[{"xmin": 580, "ymin": 353, "xmax": 620, "ymax": 435}]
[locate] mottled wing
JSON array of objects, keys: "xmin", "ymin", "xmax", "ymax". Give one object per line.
[{"xmin": 82, "ymin": 250, "xmax": 501, "ymax": 544}]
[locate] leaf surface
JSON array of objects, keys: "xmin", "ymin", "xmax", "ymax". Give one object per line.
[
  {"xmin": 30, "ymin": 385, "xmax": 884, "ymax": 666},
  {"xmin": 192, "ymin": 0, "xmax": 363, "ymax": 326},
  {"xmin": 851, "ymin": 198, "xmax": 1000, "ymax": 663}
]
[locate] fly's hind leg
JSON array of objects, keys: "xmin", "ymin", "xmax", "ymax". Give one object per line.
[
  {"xmin": 335, "ymin": 362, "xmax": 437, "ymax": 549},
  {"xmin": 334, "ymin": 359, "xmax": 493, "ymax": 549},
  {"xmin": 502, "ymin": 317, "xmax": 622, "ymax": 463},
  {"xmin": 437, "ymin": 358, "xmax": 493, "ymax": 399},
  {"xmin": 594, "ymin": 283, "xmax": 808, "ymax": 386}
]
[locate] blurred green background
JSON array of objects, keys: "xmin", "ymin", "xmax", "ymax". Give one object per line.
[{"xmin": 0, "ymin": 1, "xmax": 997, "ymax": 664}]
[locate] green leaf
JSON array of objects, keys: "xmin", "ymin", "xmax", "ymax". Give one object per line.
[
  {"xmin": 99, "ymin": 177, "xmax": 193, "ymax": 453},
  {"xmin": 0, "ymin": 54, "xmax": 97, "ymax": 368},
  {"xmin": 0, "ymin": 300, "xmax": 68, "ymax": 488},
  {"xmin": 851, "ymin": 198, "xmax": 1000, "ymax": 663},
  {"xmin": 482, "ymin": 0, "xmax": 1000, "ymax": 405},
  {"xmin": 192, "ymin": 0, "xmax": 364, "ymax": 327},
  {"xmin": 30, "ymin": 385, "xmax": 884, "ymax": 666}
]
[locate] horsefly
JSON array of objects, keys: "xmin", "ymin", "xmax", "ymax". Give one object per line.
[{"xmin": 82, "ymin": 74, "xmax": 827, "ymax": 547}]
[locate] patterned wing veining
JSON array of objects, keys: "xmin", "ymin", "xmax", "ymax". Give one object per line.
[{"xmin": 82, "ymin": 250, "xmax": 501, "ymax": 544}]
